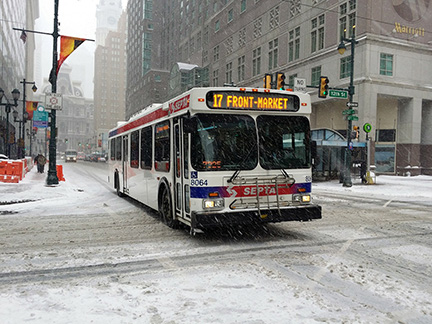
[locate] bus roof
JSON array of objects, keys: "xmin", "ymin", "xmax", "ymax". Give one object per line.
[{"xmin": 109, "ymin": 87, "xmax": 311, "ymax": 138}]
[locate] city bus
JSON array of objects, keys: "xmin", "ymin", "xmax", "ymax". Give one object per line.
[{"xmin": 108, "ymin": 87, "xmax": 321, "ymax": 233}]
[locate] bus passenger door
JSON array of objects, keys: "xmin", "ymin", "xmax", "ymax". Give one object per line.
[
  {"xmin": 122, "ymin": 135, "xmax": 128, "ymax": 192},
  {"xmin": 174, "ymin": 119, "xmax": 191, "ymax": 222},
  {"xmin": 174, "ymin": 123, "xmax": 183, "ymax": 220}
]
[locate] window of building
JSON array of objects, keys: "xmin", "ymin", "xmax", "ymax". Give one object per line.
[
  {"xmin": 228, "ymin": 8, "xmax": 233, "ymax": 23},
  {"xmin": 288, "ymin": 73, "xmax": 298, "ymax": 87},
  {"xmin": 339, "ymin": 0, "xmax": 356, "ymax": 39},
  {"xmin": 241, "ymin": 0, "xmax": 247, "ymax": 13},
  {"xmin": 340, "ymin": 56, "xmax": 351, "ymax": 79},
  {"xmin": 225, "ymin": 62, "xmax": 233, "ymax": 84},
  {"xmin": 311, "ymin": 66, "xmax": 321, "ymax": 86},
  {"xmin": 380, "ymin": 53, "xmax": 393, "ymax": 76},
  {"xmin": 212, "ymin": 69, "xmax": 219, "ymax": 86},
  {"xmin": 142, "ymin": 32, "xmax": 152, "ymax": 75},
  {"xmin": 268, "ymin": 38, "xmax": 278, "ymax": 70},
  {"xmin": 289, "ymin": 27, "xmax": 300, "ymax": 62},
  {"xmin": 238, "ymin": 55, "xmax": 245, "ymax": 82},
  {"xmin": 143, "ymin": 0, "xmax": 153, "ymax": 20},
  {"xmin": 252, "ymin": 47, "xmax": 261, "ymax": 76},
  {"xmin": 311, "ymin": 14, "xmax": 325, "ymax": 53},
  {"xmin": 376, "ymin": 129, "xmax": 396, "ymax": 142},
  {"xmin": 215, "ymin": 19, "xmax": 220, "ymax": 32},
  {"xmin": 213, "ymin": 45, "xmax": 219, "ymax": 61}
]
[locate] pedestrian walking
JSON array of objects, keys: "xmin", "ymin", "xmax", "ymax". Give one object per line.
[{"xmin": 35, "ymin": 153, "xmax": 47, "ymax": 173}]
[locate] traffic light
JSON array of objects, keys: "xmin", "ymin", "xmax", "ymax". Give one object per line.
[
  {"xmin": 276, "ymin": 72, "xmax": 286, "ymax": 90},
  {"xmin": 352, "ymin": 126, "xmax": 359, "ymax": 140},
  {"xmin": 263, "ymin": 74, "xmax": 272, "ymax": 89},
  {"xmin": 319, "ymin": 76, "xmax": 329, "ymax": 98}
]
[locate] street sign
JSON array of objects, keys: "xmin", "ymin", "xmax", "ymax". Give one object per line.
[
  {"xmin": 33, "ymin": 109, "xmax": 49, "ymax": 128},
  {"xmin": 363, "ymin": 123, "xmax": 372, "ymax": 133},
  {"xmin": 342, "ymin": 109, "xmax": 357, "ymax": 115},
  {"xmin": 45, "ymin": 93, "xmax": 63, "ymax": 110},
  {"xmin": 294, "ymin": 78, "xmax": 306, "ymax": 92},
  {"xmin": 346, "ymin": 101, "xmax": 358, "ymax": 108},
  {"xmin": 347, "ymin": 115, "xmax": 359, "ymax": 121},
  {"xmin": 329, "ymin": 89, "xmax": 348, "ymax": 98}
]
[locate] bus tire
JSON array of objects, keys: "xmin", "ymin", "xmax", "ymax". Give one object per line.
[{"xmin": 159, "ymin": 184, "xmax": 179, "ymax": 229}]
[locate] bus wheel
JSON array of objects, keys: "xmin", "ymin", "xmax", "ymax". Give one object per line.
[{"xmin": 159, "ymin": 185, "xmax": 179, "ymax": 228}]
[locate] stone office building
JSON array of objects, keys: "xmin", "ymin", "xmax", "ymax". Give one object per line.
[{"xmin": 125, "ymin": 0, "xmax": 432, "ymax": 175}]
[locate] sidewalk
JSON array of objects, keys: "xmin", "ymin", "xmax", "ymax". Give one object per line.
[{"xmin": 312, "ymin": 175, "xmax": 432, "ymax": 204}]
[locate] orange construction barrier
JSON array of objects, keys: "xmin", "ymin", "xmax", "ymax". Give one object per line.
[
  {"xmin": 0, "ymin": 160, "xmax": 25, "ymax": 183},
  {"xmin": 56, "ymin": 164, "xmax": 65, "ymax": 181}
]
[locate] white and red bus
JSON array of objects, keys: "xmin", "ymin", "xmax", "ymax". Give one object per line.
[{"xmin": 108, "ymin": 87, "xmax": 321, "ymax": 233}]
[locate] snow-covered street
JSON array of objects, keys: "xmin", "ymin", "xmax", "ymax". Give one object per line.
[{"xmin": 1, "ymin": 163, "xmax": 431, "ymax": 323}]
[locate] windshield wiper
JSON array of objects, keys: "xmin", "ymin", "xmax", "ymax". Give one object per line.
[{"xmin": 227, "ymin": 144, "xmax": 256, "ymax": 183}]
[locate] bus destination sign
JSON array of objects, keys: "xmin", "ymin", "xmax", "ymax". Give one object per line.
[{"xmin": 206, "ymin": 91, "xmax": 299, "ymax": 111}]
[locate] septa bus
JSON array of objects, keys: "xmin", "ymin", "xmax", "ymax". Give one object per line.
[{"xmin": 108, "ymin": 87, "xmax": 321, "ymax": 233}]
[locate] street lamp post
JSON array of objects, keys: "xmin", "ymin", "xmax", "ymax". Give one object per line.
[
  {"xmin": 46, "ymin": 0, "xmax": 60, "ymax": 185},
  {"xmin": 337, "ymin": 36, "xmax": 358, "ymax": 188},
  {"xmin": 20, "ymin": 79, "xmax": 37, "ymax": 158},
  {"xmin": 13, "ymin": 109, "xmax": 29, "ymax": 158},
  {"xmin": 26, "ymin": 128, "xmax": 37, "ymax": 157},
  {"xmin": 0, "ymin": 88, "xmax": 21, "ymax": 157}
]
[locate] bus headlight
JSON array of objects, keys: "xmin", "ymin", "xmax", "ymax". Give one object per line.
[
  {"xmin": 203, "ymin": 198, "xmax": 224, "ymax": 210},
  {"xmin": 292, "ymin": 194, "xmax": 311, "ymax": 204}
]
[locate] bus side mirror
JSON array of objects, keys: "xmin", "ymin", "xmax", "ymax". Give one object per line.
[{"xmin": 183, "ymin": 117, "xmax": 197, "ymax": 133}]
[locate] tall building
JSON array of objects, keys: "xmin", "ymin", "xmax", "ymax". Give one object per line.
[
  {"xmin": 0, "ymin": 0, "xmax": 39, "ymax": 158},
  {"xmin": 94, "ymin": 8, "xmax": 127, "ymax": 153},
  {"xmin": 125, "ymin": 0, "xmax": 432, "ymax": 176},
  {"xmin": 96, "ymin": 0, "xmax": 123, "ymax": 46}
]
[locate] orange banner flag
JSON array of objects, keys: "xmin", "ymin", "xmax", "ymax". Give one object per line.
[
  {"xmin": 56, "ymin": 36, "xmax": 86, "ymax": 75},
  {"xmin": 26, "ymin": 101, "xmax": 39, "ymax": 120}
]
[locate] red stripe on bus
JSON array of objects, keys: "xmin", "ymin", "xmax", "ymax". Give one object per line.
[{"xmin": 114, "ymin": 108, "xmax": 168, "ymax": 137}]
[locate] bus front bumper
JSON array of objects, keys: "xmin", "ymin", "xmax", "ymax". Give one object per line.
[{"xmin": 191, "ymin": 204, "xmax": 322, "ymax": 229}]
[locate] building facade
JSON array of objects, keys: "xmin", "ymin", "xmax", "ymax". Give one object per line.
[
  {"xmin": 125, "ymin": 0, "xmax": 432, "ymax": 175},
  {"xmin": 38, "ymin": 65, "xmax": 94, "ymax": 155},
  {"xmin": 94, "ymin": 9, "xmax": 127, "ymax": 153},
  {"xmin": 0, "ymin": 0, "xmax": 39, "ymax": 158}
]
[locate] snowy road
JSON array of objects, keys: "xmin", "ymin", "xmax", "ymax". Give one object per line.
[{"xmin": 0, "ymin": 162, "xmax": 431, "ymax": 323}]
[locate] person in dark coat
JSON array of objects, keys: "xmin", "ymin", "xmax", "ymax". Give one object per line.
[{"xmin": 35, "ymin": 153, "xmax": 47, "ymax": 173}]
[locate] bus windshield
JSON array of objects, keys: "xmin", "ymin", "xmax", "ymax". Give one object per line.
[
  {"xmin": 191, "ymin": 114, "xmax": 258, "ymax": 171},
  {"xmin": 190, "ymin": 114, "xmax": 310, "ymax": 171},
  {"xmin": 257, "ymin": 115, "xmax": 310, "ymax": 169}
]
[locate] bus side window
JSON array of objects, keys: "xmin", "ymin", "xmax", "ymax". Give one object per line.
[
  {"xmin": 115, "ymin": 137, "xmax": 122, "ymax": 160},
  {"xmin": 140, "ymin": 126, "xmax": 152, "ymax": 169},
  {"xmin": 155, "ymin": 121, "xmax": 170, "ymax": 172},
  {"xmin": 130, "ymin": 130, "xmax": 139, "ymax": 168}
]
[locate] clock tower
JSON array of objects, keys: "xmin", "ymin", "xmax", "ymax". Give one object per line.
[{"xmin": 96, "ymin": 0, "xmax": 122, "ymax": 46}]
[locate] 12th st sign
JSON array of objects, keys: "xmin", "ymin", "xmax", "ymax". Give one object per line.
[{"xmin": 329, "ymin": 90, "xmax": 348, "ymax": 98}]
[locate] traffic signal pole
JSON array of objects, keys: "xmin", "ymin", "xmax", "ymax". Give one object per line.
[{"xmin": 341, "ymin": 37, "xmax": 357, "ymax": 187}]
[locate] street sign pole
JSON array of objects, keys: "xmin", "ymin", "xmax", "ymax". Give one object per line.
[{"xmin": 47, "ymin": 0, "xmax": 59, "ymax": 185}]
